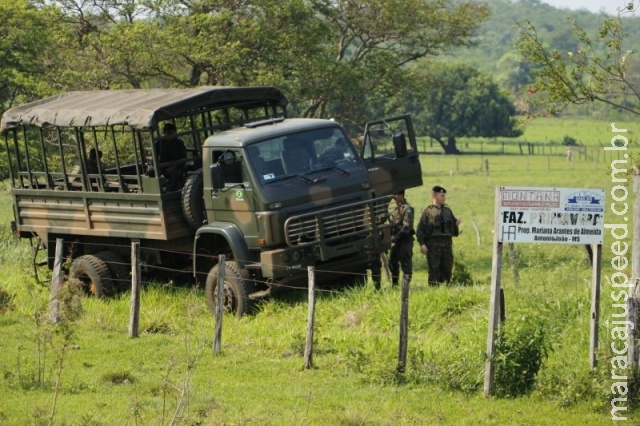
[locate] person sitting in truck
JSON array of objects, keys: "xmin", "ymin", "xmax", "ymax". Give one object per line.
[
  {"xmin": 281, "ymin": 137, "xmax": 312, "ymax": 174},
  {"xmin": 218, "ymin": 150, "xmax": 243, "ymax": 184},
  {"xmin": 319, "ymin": 137, "xmax": 349, "ymax": 166},
  {"xmin": 155, "ymin": 122, "xmax": 187, "ymax": 191},
  {"xmin": 86, "ymin": 148, "xmax": 104, "ymax": 174}
]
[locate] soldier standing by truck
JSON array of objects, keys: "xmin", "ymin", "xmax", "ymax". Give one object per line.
[
  {"xmin": 416, "ymin": 185, "xmax": 461, "ymax": 285},
  {"xmin": 388, "ymin": 189, "xmax": 414, "ymax": 287}
]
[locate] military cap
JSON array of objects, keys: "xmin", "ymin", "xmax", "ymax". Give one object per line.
[{"xmin": 432, "ymin": 185, "xmax": 446, "ymax": 194}]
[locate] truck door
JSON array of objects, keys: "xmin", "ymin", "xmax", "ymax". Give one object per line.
[
  {"xmin": 360, "ymin": 114, "xmax": 423, "ymax": 196},
  {"xmin": 208, "ymin": 149, "xmax": 256, "ymax": 226}
]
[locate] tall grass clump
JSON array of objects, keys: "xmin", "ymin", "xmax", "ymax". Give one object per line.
[{"xmin": 493, "ymin": 311, "xmax": 551, "ymax": 397}]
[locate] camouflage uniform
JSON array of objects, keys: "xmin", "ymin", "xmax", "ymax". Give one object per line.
[
  {"xmin": 389, "ymin": 197, "xmax": 414, "ymax": 287},
  {"xmin": 416, "ymin": 203, "xmax": 458, "ymax": 285},
  {"xmin": 369, "ymin": 203, "xmax": 390, "ymax": 290}
]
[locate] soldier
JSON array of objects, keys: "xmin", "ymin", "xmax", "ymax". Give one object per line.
[
  {"xmin": 416, "ymin": 185, "xmax": 461, "ymax": 285},
  {"xmin": 388, "ymin": 189, "xmax": 414, "ymax": 287},
  {"xmin": 319, "ymin": 137, "xmax": 349, "ymax": 165},
  {"xmin": 86, "ymin": 148, "xmax": 104, "ymax": 174},
  {"xmin": 156, "ymin": 122, "xmax": 187, "ymax": 191}
]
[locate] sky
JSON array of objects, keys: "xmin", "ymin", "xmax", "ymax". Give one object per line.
[{"xmin": 540, "ymin": 0, "xmax": 635, "ymax": 15}]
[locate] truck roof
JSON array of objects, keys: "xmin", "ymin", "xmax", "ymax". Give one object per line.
[
  {"xmin": 204, "ymin": 118, "xmax": 341, "ymax": 148},
  {"xmin": 0, "ymin": 86, "xmax": 287, "ymax": 133}
]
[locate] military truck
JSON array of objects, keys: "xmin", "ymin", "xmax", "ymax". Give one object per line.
[{"xmin": 1, "ymin": 86, "xmax": 422, "ymax": 315}]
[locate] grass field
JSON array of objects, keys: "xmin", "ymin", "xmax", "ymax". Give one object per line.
[
  {"xmin": 420, "ymin": 116, "xmax": 640, "ymax": 157},
  {"xmin": 0, "ymin": 117, "xmax": 638, "ymax": 424}
]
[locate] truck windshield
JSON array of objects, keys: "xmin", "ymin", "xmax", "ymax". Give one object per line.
[{"xmin": 247, "ymin": 127, "xmax": 360, "ymax": 184}]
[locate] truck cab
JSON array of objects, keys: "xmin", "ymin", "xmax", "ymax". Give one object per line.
[{"xmin": 193, "ymin": 116, "xmax": 422, "ymax": 314}]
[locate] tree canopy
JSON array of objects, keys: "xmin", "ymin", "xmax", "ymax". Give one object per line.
[
  {"xmin": 1, "ymin": 0, "xmax": 490, "ymax": 125},
  {"xmin": 390, "ymin": 63, "xmax": 521, "ymax": 154},
  {"xmin": 0, "ymin": 1, "xmax": 67, "ymax": 115},
  {"xmin": 515, "ymin": 2, "xmax": 640, "ymax": 117}
]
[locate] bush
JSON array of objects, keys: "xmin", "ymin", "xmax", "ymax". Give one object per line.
[
  {"xmin": 493, "ymin": 312, "xmax": 551, "ymax": 397},
  {"xmin": 0, "ymin": 287, "xmax": 16, "ymax": 315},
  {"xmin": 561, "ymin": 135, "xmax": 578, "ymax": 146}
]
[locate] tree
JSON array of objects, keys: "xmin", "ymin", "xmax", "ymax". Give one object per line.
[
  {"xmin": 515, "ymin": 2, "xmax": 640, "ymax": 117},
  {"xmin": 0, "ymin": 1, "xmax": 68, "ymax": 114},
  {"xmin": 299, "ymin": 0, "xmax": 491, "ymax": 122},
  {"xmin": 391, "ymin": 63, "xmax": 522, "ymax": 154},
  {"xmin": 21, "ymin": 0, "xmax": 489, "ymax": 125}
]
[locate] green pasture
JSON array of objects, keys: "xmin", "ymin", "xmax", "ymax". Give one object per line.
[
  {"xmin": 420, "ymin": 117, "xmax": 640, "ymax": 157},
  {"xmin": 0, "ymin": 137, "xmax": 638, "ymax": 424},
  {"xmin": 514, "ymin": 117, "xmax": 640, "ymax": 146}
]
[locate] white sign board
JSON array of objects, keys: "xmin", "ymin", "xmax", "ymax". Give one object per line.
[{"xmin": 497, "ymin": 186, "xmax": 604, "ymax": 245}]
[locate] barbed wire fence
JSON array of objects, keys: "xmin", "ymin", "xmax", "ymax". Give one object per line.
[
  {"xmin": 43, "ymin": 237, "xmax": 411, "ymax": 372},
  {"xmin": 419, "ymin": 141, "xmax": 630, "ymax": 175}
]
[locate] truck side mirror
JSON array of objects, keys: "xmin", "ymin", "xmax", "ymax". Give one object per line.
[
  {"xmin": 392, "ymin": 132, "xmax": 407, "ymax": 158},
  {"xmin": 210, "ymin": 163, "xmax": 224, "ymax": 190}
]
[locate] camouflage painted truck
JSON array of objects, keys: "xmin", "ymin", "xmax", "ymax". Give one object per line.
[{"xmin": 1, "ymin": 86, "xmax": 422, "ymax": 315}]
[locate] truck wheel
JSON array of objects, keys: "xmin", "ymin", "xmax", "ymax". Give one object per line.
[
  {"xmin": 69, "ymin": 254, "xmax": 115, "ymax": 298},
  {"xmin": 205, "ymin": 261, "xmax": 256, "ymax": 316},
  {"xmin": 181, "ymin": 172, "xmax": 206, "ymax": 230},
  {"xmin": 95, "ymin": 251, "xmax": 130, "ymax": 292}
]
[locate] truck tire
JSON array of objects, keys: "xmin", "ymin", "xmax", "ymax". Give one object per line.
[
  {"xmin": 69, "ymin": 254, "xmax": 115, "ymax": 298},
  {"xmin": 205, "ymin": 261, "xmax": 257, "ymax": 316},
  {"xmin": 181, "ymin": 172, "xmax": 206, "ymax": 230},
  {"xmin": 95, "ymin": 251, "xmax": 130, "ymax": 292}
]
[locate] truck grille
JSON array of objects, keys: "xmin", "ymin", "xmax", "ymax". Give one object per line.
[{"xmin": 284, "ymin": 196, "xmax": 393, "ymax": 247}]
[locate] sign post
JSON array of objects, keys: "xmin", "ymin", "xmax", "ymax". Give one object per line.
[{"xmin": 484, "ymin": 186, "xmax": 605, "ymax": 396}]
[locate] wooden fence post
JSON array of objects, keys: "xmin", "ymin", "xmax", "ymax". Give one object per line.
[
  {"xmin": 214, "ymin": 255, "xmax": 225, "ymax": 354},
  {"xmin": 129, "ymin": 241, "xmax": 141, "ymax": 338},
  {"xmin": 589, "ymin": 245, "xmax": 602, "ymax": 369},
  {"xmin": 484, "ymin": 188, "xmax": 503, "ymax": 396},
  {"xmin": 397, "ymin": 275, "xmax": 410, "ymax": 374},
  {"xmin": 49, "ymin": 238, "xmax": 64, "ymax": 324},
  {"xmin": 304, "ymin": 266, "xmax": 316, "ymax": 369},
  {"xmin": 508, "ymin": 243, "xmax": 520, "ymax": 286},
  {"xmin": 471, "ymin": 216, "xmax": 482, "ymax": 246}
]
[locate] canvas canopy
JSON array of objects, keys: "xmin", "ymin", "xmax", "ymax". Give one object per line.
[{"xmin": 0, "ymin": 86, "xmax": 288, "ymax": 133}]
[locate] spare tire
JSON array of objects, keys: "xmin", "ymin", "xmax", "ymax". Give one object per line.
[{"xmin": 181, "ymin": 171, "xmax": 206, "ymax": 230}]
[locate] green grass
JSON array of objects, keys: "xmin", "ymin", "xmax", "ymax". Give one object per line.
[
  {"xmin": 0, "ymin": 120, "xmax": 638, "ymax": 424},
  {"xmin": 514, "ymin": 117, "xmax": 640, "ymax": 146},
  {"xmin": 419, "ymin": 116, "xmax": 640, "ymax": 156}
]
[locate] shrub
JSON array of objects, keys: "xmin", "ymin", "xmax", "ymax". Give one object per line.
[
  {"xmin": 0, "ymin": 287, "xmax": 16, "ymax": 315},
  {"xmin": 493, "ymin": 312, "xmax": 551, "ymax": 397},
  {"xmin": 561, "ymin": 135, "xmax": 578, "ymax": 146},
  {"xmin": 452, "ymin": 260, "xmax": 474, "ymax": 286}
]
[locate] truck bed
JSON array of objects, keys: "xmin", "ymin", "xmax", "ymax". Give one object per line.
[{"xmin": 13, "ymin": 186, "xmax": 192, "ymax": 241}]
